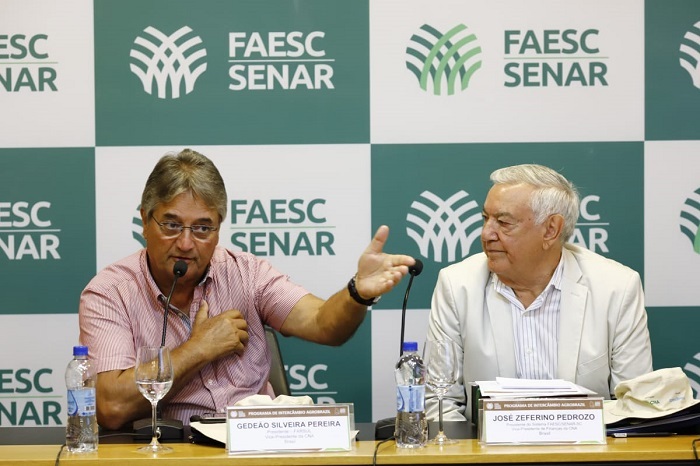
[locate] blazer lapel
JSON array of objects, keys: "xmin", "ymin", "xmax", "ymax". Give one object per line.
[
  {"xmin": 486, "ymin": 285, "xmax": 516, "ymax": 377},
  {"xmin": 557, "ymin": 248, "xmax": 587, "ymax": 382}
]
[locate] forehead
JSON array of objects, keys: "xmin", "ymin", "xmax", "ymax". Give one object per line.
[
  {"xmin": 153, "ymin": 192, "xmax": 218, "ymax": 221},
  {"xmin": 483, "ymin": 183, "xmax": 535, "ymax": 216}
]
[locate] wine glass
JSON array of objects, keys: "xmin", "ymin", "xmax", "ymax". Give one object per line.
[
  {"xmin": 423, "ymin": 339, "xmax": 459, "ymax": 445},
  {"xmin": 134, "ymin": 346, "xmax": 174, "ymax": 453}
]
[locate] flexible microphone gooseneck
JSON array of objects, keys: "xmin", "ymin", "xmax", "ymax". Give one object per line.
[
  {"xmin": 135, "ymin": 260, "xmax": 189, "ymax": 441},
  {"xmin": 161, "ymin": 260, "xmax": 188, "ymax": 347},
  {"xmin": 399, "ymin": 259, "xmax": 423, "ymax": 358}
]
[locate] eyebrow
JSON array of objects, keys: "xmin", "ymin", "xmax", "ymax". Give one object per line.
[
  {"xmin": 482, "ymin": 209, "xmax": 516, "ymax": 221},
  {"xmin": 159, "ymin": 213, "xmax": 215, "ymax": 224}
]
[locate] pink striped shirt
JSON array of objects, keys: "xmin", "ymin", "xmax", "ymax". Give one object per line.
[{"xmin": 79, "ymin": 247, "xmax": 309, "ymax": 425}]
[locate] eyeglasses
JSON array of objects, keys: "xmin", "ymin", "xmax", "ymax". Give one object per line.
[{"xmin": 152, "ymin": 217, "xmax": 219, "ymax": 240}]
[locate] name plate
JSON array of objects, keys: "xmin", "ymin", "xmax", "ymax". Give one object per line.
[
  {"xmin": 479, "ymin": 397, "xmax": 605, "ymax": 445},
  {"xmin": 226, "ymin": 404, "xmax": 351, "ymax": 454}
]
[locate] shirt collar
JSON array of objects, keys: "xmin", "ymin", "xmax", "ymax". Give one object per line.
[
  {"xmin": 140, "ymin": 249, "xmax": 213, "ymax": 301},
  {"xmin": 491, "ymin": 255, "xmax": 565, "ymax": 301}
]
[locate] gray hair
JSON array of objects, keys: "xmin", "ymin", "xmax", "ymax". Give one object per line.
[
  {"xmin": 490, "ymin": 164, "xmax": 579, "ymax": 243},
  {"xmin": 141, "ymin": 148, "xmax": 227, "ymax": 222}
]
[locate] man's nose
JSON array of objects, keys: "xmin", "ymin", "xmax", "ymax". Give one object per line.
[
  {"xmin": 481, "ymin": 219, "xmax": 497, "ymax": 240},
  {"xmin": 175, "ymin": 228, "xmax": 196, "ymax": 250}
]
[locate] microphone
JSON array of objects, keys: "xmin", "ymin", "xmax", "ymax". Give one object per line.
[
  {"xmin": 399, "ymin": 259, "xmax": 423, "ymax": 358},
  {"xmin": 135, "ymin": 260, "xmax": 188, "ymax": 441},
  {"xmin": 161, "ymin": 260, "xmax": 188, "ymax": 347},
  {"xmin": 375, "ymin": 258, "xmax": 423, "ymax": 440}
]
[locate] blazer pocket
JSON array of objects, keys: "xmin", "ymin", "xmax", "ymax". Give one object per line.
[{"xmin": 577, "ymin": 353, "xmax": 608, "ymax": 376}]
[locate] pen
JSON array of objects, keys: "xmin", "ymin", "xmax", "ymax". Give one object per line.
[{"xmin": 611, "ymin": 432, "xmax": 677, "ymax": 438}]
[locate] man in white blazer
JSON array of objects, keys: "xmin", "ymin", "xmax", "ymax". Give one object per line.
[{"xmin": 426, "ymin": 164, "xmax": 653, "ymax": 422}]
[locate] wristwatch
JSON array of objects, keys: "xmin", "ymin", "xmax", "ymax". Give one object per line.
[{"xmin": 347, "ymin": 275, "xmax": 381, "ymax": 306}]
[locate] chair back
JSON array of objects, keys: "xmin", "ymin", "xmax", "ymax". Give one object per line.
[{"xmin": 265, "ymin": 326, "xmax": 291, "ymax": 396}]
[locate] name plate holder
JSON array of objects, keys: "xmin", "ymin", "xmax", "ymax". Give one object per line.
[
  {"xmin": 226, "ymin": 404, "xmax": 352, "ymax": 454},
  {"xmin": 478, "ymin": 397, "xmax": 606, "ymax": 445}
]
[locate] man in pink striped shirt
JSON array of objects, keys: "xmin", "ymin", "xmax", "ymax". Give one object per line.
[{"xmin": 79, "ymin": 148, "xmax": 415, "ymax": 430}]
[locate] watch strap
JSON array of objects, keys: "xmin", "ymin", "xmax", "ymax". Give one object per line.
[{"xmin": 347, "ymin": 275, "xmax": 380, "ymax": 306}]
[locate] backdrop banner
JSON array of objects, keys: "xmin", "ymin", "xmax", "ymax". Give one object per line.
[{"xmin": 1, "ymin": 0, "xmax": 699, "ymax": 427}]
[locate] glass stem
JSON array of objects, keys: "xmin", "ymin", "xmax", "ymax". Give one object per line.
[
  {"xmin": 150, "ymin": 401, "xmax": 159, "ymax": 446},
  {"xmin": 438, "ymin": 395, "xmax": 445, "ymax": 435}
]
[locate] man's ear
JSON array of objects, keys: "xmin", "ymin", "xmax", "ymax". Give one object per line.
[
  {"xmin": 543, "ymin": 214, "xmax": 564, "ymax": 249},
  {"xmin": 140, "ymin": 208, "xmax": 148, "ymax": 241}
]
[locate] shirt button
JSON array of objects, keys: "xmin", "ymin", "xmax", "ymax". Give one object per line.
[{"xmin": 207, "ymin": 379, "xmax": 215, "ymax": 386}]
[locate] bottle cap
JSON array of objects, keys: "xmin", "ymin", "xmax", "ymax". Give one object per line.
[
  {"xmin": 73, "ymin": 345, "xmax": 88, "ymax": 357},
  {"xmin": 402, "ymin": 341, "xmax": 418, "ymax": 352}
]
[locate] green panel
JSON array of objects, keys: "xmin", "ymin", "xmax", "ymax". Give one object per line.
[
  {"xmin": 647, "ymin": 306, "xmax": 700, "ymax": 395},
  {"xmin": 94, "ymin": 0, "xmax": 369, "ymax": 146},
  {"xmin": 277, "ymin": 318, "xmax": 372, "ymax": 422},
  {"xmin": 645, "ymin": 0, "xmax": 700, "ymax": 140},
  {"xmin": 371, "ymin": 142, "xmax": 644, "ymax": 310},
  {"xmin": 0, "ymin": 148, "xmax": 96, "ymax": 315}
]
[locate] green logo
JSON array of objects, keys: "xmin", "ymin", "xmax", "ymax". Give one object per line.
[
  {"xmin": 130, "ymin": 26, "xmax": 208, "ymax": 99},
  {"xmin": 0, "ymin": 367, "xmax": 62, "ymax": 426},
  {"xmin": 228, "ymin": 198, "xmax": 335, "ymax": 256},
  {"xmin": 680, "ymin": 188, "xmax": 700, "ymax": 253},
  {"xmin": 504, "ymin": 29, "xmax": 608, "ymax": 87},
  {"xmin": 405, "ymin": 24, "xmax": 483, "ymax": 95},
  {"xmin": 0, "ymin": 34, "xmax": 57, "ymax": 92},
  {"xmin": 132, "ymin": 205, "xmax": 145, "ymax": 247}
]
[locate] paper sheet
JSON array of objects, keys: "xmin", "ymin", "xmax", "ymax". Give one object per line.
[{"xmin": 476, "ymin": 378, "xmax": 597, "ymax": 398}]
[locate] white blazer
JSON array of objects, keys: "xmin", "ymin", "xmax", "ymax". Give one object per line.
[{"xmin": 426, "ymin": 243, "xmax": 653, "ymax": 422}]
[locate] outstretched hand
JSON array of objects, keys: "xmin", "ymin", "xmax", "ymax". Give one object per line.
[{"xmin": 354, "ymin": 225, "xmax": 416, "ymax": 299}]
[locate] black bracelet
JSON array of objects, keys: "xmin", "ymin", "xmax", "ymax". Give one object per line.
[{"xmin": 347, "ymin": 275, "xmax": 380, "ymax": 306}]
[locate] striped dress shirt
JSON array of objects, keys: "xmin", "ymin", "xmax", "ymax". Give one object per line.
[
  {"xmin": 79, "ymin": 247, "xmax": 309, "ymax": 425},
  {"xmin": 493, "ymin": 258, "xmax": 564, "ymax": 380}
]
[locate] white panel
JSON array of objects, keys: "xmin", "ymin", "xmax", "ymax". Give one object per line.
[
  {"xmin": 645, "ymin": 141, "xmax": 700, "ymax": 306},
  {"xmin": 95, "ymin": 146, "xmax": 168, "ymax": 269},
  {"xmin": 95, "ymin": 145, "xmax": 371, "ymax": 299},
  {"xmin": 0, "ymin": 0, "xmax": 95, "ymax": 147},
  {"xmin": 370, "ymin": 0, "xmax": 644, "ymax": 143}
]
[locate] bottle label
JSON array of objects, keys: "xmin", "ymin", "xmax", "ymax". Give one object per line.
[
  {"xmin": 396, "ymin": 384, "xmax": 425, "ymax": 413},
  {"xmin": 67, "ymin": 388, "xmax": 96, "ymax": 417}
]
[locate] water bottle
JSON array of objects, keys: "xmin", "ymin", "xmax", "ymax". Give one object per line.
[
  {"xmin": 394, "ymin": 341, "xmax": 427, "ymax": 448},
  {"xmin": 65, "ymin": 345, "xmax": 98, "ymax": 452}
]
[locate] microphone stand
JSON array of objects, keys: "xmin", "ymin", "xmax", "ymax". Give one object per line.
[
  {"xmin": 375, "ymin": 259, "xmax": 423, "ymax": 440},
  {"xmin": 399, "ymin": 273, "xmax": 417, "ymax": 358},
  {"xmin": 161, "ymin": 269, "xmax": 181, "ymax": 347},
  {"xmin": 399, "ymin": 259, "xmax": 423, "ymax": 355},
  {"xmin": 134, "ymin": 261, "xmax": 188, "ymax": 441}
]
